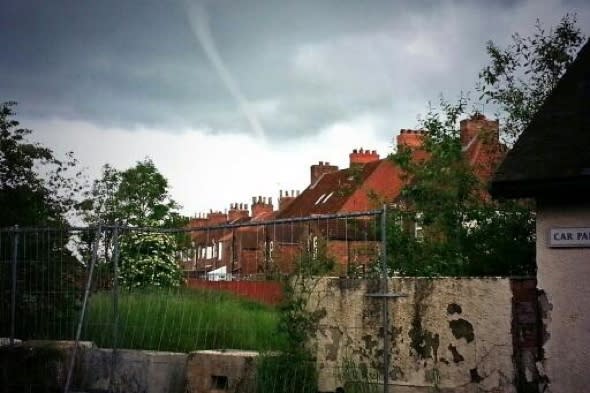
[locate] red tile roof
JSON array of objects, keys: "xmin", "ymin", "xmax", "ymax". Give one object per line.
[{"xmin": 277, "ymin": 159, "xmax": 393, "ymax": 218}]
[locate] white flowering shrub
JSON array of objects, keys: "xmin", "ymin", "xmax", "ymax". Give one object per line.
[{"xmin": 119, "ymin": 232, "xmax": 183, "ymax": 288}]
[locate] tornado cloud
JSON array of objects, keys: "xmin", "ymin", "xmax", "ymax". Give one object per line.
[{"xmin": 185, "ymin": 1, "xmax": 267, "ymax": 141}]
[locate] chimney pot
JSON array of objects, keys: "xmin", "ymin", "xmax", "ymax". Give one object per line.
[{"xmin": 269, "ymin": 197, "xmax": 273, "ymax": 205}]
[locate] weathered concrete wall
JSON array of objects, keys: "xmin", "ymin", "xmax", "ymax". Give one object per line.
[
  {"xmin": 308, "ymin": 277, "xmax": 521, "ymax": 392},
  {"xmin": 185, "ymin": 350, "xmax": 258, "ymax": 393},
  {"xmin": 0, "ymin": 340, "xmax": 94, "ymax": 392},
  {"xmin": 79, "ymin": 348, "xmax": 187, "ymax": 393},
  {"xmin": 0, "ymin": 340, "xmax": 187, "ymax": 393},
  {"xmin": 536, "ymin": 199, "xmax": 590, "ymax": 393},
  {"xmin": 2, "ymin": 275, "xmax": 540, "ymax": 393}
]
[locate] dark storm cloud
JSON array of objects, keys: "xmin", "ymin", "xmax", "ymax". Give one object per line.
[{"xmin": 1, "ymin": 0, "xmax": 589, "ymax": 141}]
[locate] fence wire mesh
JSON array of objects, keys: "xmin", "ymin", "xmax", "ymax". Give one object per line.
[{"xmin": 1, "ymin": 210, "xmax": 394, "ymax": 393}]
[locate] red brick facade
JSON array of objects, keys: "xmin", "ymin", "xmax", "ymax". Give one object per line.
[{"xmin": 185, "ymin": 115, "xmax": 504, "ymax": 279}]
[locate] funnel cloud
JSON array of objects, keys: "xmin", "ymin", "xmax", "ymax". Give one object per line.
[{"xmin": 185, "ymin": 0, "xmax": 267, "ymax": 141}]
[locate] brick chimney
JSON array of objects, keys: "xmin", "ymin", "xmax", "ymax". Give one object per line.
[
  {"xmin": 460, "ymin": 113, "xmax": 502, "ymax": 180},
  {"xmin": 188, "ymin": 213, "xmax": 208, "ymax": 228},
  {"xmin": 228, "ymin": 203, "xmax": 250, "ymax": 222},
  {"xmin": 460, "ymin": 113, "xmax": 499, "ymax": 148},
  {"xmin": 278, "ymin": 189, "xmax": 299, "ymax": 211},
  {"xmin": 310, "ymin": 161, "xmax": 339, "ymax": 185},
  {"xmin": 396, "ymin": 129, "xmax": 427, "ymax": 150},
  {"xmin": 349, "ymin": 148, "xmax": 380, "ymax": 167},
  {"xmin": 251, "ymin": 196, "xmax": 274, "ymax": 218},
  {"xmin": 206, "ymin": 210, "xmax": 227, "ymax": 225}
]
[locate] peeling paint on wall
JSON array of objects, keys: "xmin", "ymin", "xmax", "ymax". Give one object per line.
[
  {"xmin": 307, "ymin": 277, "xmax": 534, "ymax": 392},
  {"xmin": 449, "ymin": 319, "xmax": 474, "ymax": 343}
]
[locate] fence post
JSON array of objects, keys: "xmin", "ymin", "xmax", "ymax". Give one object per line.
[
  {"xmin": 10, "ymin": 225, "xmax": 19, "ymax": 346},
  {"xmin": 64, "ymin": 225, "xmax": 101, "ymax": 393},
  {"xmin": 110, "ymin": 225, "xmax": 120, "ymax": 390},
  {"xmin": 380, "ymin": 205, "xmax": 389, "ymax": 393}
]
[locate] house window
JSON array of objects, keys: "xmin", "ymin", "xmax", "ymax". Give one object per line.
[
  {"xmin": 269, "ymin": 240, "xmax": 274, "ymax": 260},
  {"xmin": 312, "ymin": 236, "xmax": 318, "ymax": 259},
  {"xmin": 414, "ymin": 212, "xmax": 424, "ymax": 242},
  {"xmin": 322, "ymin": 191, "xmax": 335, "ymax": 204},
  {"xmin": 314, "ymin": 194, "xmax": 326, "ymax": 205},
  {"xmin": 212, "ymin": 241, "xmax": 217, "ymax": 259}
]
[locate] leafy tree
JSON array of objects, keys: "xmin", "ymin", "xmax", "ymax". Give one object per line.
[
  {"xmin": 0, "ymin": 101, "xmax": 84, "ymax": 339},
  {"xmin": 79, "ymin": 164, "xmax": 121, "ymax": 226},
  {"xmin": 80, "ymin": 159, "xmax": 186, "ymax": 288},
  {"xmin": 386, "ymin": 15, "xmax": 584, "ymax": 276},
  {"xmin": 116, "ymin": 158, "xmax": 179, "ymax": 227},
  {"xmin": 478, "ymin": 14, "xmax": 585, "ymax": 142},
  {"xmin": 81, "ymin": 158, "xmax": 179, "ymax": 227},
  {"xmin": 0, "ymin": 101, "xmax": 83, "ymax": 226},
  {"xmin": 388, "ymin": 99, "xmax": 535, "ymax": 276}
]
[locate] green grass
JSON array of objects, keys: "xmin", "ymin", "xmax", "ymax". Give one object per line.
[{"xmin": 81, "ymin": 287, "xmax": 287, "ymax": 353}]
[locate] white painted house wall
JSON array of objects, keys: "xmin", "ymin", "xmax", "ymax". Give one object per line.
[{"xmin": 536, "ymin": 199, "xmax": 590, "ymax": 393}]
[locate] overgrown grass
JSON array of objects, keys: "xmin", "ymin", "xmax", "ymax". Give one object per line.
[{"xmin": 81, "ymin": 287, "xmax": 287, "ymax": 353}]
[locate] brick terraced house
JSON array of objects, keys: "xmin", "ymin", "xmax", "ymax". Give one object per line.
[{"xmin": 186, "ymin": 115, "xmax": 505, "ymax": 278}]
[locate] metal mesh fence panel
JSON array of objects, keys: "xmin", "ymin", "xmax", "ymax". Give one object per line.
[{"xmin": 1, "ymin": 210, "xmax": 392, "ymax": 393}]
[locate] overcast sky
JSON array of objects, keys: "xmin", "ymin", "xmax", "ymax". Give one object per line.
[{"xmin": 1, "ymin": 0, "xmax": 589, "ymax": 217}]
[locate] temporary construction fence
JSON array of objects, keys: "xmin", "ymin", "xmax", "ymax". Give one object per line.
[{"xmin": 1, "ymin": 208, "xmax": 405, "ymax": 393}]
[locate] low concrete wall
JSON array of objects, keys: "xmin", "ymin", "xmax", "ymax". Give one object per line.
[
  {"xmin": 1, "ymin": 277, "xmax": 538, "ymax": 393},
  {"xmin": 0, "ymin": 341, "xmax": 260, "ymax": 393},
  {"xmin": 79, "ymin": 348, "xmax": 187, "ymax": 393},
  {"xmin": 0, "ymin": 340, "xmax": 92, "ymax": 392},
  {"xmin": 185, "ymin": 350, "xmax": 258, "ymax": 393},
  {"xmin": 307, "ymin": 277, "xmax": 534, "ymax": 393},
  {"xmin": 0, "ymin": 340, "xmax": 187, "ymax": 393}
]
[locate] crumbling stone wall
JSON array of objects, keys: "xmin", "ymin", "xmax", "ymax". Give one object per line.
[{"xmin": 307, "ymin": 277, "xmax": 539, "ymax": 393}]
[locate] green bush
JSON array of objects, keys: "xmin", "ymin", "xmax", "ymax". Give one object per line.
[{"xmin": 119, "ymin": 232, "xmax": 183, "ymax": 289}]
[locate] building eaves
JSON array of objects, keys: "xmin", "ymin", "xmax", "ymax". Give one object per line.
[{"xmin": 491, "ymin": 39, "xmax": 590, "ymax": 198}]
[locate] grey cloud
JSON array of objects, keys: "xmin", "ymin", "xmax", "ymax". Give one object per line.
[{"xmin": 1, "ymin": 0, "xmax": 589, "ymax": 142}]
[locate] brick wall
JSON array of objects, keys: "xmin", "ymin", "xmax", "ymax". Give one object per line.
[{"xmin": 186, "ymin": 279, "xmax": 284, "ymax": 305}]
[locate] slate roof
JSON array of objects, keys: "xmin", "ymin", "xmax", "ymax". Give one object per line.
[
  {"xmin": 276, "ymin": 160, "xmax": 385, "ymax": 218},
  {"xmin": 491, "ymin": 39, "xmax": 590, "ymax": 198}
]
